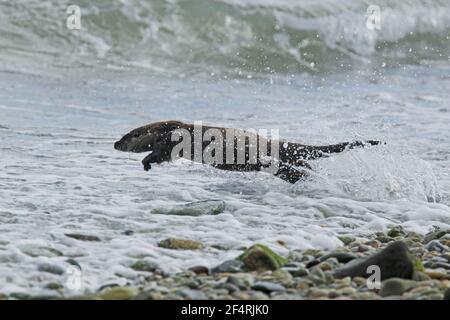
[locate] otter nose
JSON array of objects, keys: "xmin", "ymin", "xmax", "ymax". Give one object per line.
[{"xmin": 114, "ymin": 141, "xmax": 121, "ymax": 150}]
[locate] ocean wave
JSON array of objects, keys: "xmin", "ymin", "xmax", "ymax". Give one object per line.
[{"xmin": 0, "ymin": 0, "xmax": 449, "ymax": 77}]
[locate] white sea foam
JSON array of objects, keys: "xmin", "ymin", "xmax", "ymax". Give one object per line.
[
  {"xmin": 1, "ymin": 66, "xmax": 450, "ymax": 294},
  {"xmin": 0, "ymin": 0, "xmax": 449, "ymax": 296}
]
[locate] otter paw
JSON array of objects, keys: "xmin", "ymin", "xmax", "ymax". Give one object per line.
[
  {"xmin": 143, "ymin": 162, "xmax": 152, "ymax": 171},
  {"xmin": 142, "ymin": 150, "xmax": 163, "ymax": 171}
]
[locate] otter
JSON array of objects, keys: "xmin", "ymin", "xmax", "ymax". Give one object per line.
[{"xmin": 114, "ymin": 120, "xmax": 381, "ymax": 184}]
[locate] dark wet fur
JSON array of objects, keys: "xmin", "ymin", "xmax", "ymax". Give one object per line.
[{"xmin": 114, "ymin": 120, "xmax": 382, "ymax": 184}]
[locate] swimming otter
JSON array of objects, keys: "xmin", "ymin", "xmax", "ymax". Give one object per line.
[{"xmin": 114, "ymin": 120, "xmax": 381, "ymax": 183}]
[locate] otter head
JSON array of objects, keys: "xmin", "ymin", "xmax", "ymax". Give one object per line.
[{"xmin": 114, "ymin": 120, "xmax": 185, "ymax": 153}]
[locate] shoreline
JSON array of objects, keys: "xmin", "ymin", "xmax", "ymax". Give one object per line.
[{"xmin": 3, "ymin": 226, "xmax": 450, "ymax": 300}]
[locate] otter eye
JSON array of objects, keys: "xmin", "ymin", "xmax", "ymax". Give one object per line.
[{"xmin": 132, "ymin": 132, "xmax": 140, "ymax": 138}]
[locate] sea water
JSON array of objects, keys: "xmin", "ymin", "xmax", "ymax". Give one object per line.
[{"xmin": 0, "ymin": 0, "xmax": 449, "ymax": 295}]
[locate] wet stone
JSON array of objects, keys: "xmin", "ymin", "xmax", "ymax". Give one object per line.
[
  {"xmin": 239, "ymin": 244, "xmax": 287, "ymax": 271},
  {"xmin": 216, "ymin": 283, "xmax": 240, "ymax": 294},
  {"xmin": 411, "ymin": 271, "xmax": 431, "ymax": 281},
  {"xmin": 178, "ymin": 289, "xmax": 206, "ymax": 300},
  {"xmin": 252, "ymin": 281, "xmax": 286, "ymax": 293},
  {"xmin": 387, "ymin": 225, "xmax": 406, "ymax": 238},
  {"xmin": 21, "ymin": 245, "xmax": 62, "ymax": 258},
  {"xmin": 282, "ymin": 266, "xmax": 308, "ymax": 277},
  {"xmin": 309, "ymin": 267, "xmax": 327, "ymax": 285},
  {"xmin": 37, "ymin": 263, "xmax": 65, "ymax": 275},
  {"xmin": 97, "ymin": 287, "xmax": 137, "ymax": 300},
  {"xmin": 65, "ymin": 259, "xmax": 82, "ymax": 269},
  {"xmin": 430, "ymin": 262, "xmax": 450, "ymax": 270},
  {"xmin": 424, "ymin": 229, "xmax": 450, "ymax": 244},
  {"xmin": 379, "ymin": 278, "xmax": 419, "ymax": 297},
  {"xmin": 226, "ymin": 274, "xmax": 254, "ymax": 290},
  {"xmin": 188, "ymin": 266, "xmax": 209, "ymax": 275},
  {"xmin": 338, "ymin": 236, "xmax": 355, "ymax": 246},
  {"xmin": 443, "ymin": 288, "xmax": 450, "ymax": 300},
  {"xmin": 152, "ymin": 200, "xmax": 226, "ymax": 216},
  {"xmin": 319, "ymin": 252, "xmax": 358, "ymax": 264},
  {"xmin": 65, "ymin": 233, "xmax": 101, "ymax": 242},
  {"xmin": 45, "ymin": 282, "xmax": 63, "ymax": 290},
  {"xmin": 212, "ymin": 260, "xmax": 244, "ymax": 274},
  {"xmin": 334, "ymin": 241, "xmax": 415, "ymax": 281},
  {"xmin": 158, "ymin": 238, "xmax": 204, "ymax": 250},
  {"xmin": 131, "ymin": 259, "xmax": 159, "ymax": 272},
  {"xmin": 425, "ymin": 240, "xmax": 449, "ymax": 253},
  {"xmin": 374, "ymin": 232, "xmax": 392, "ymax": 243}
]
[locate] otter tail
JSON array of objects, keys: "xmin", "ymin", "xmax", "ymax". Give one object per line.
[{"xmin": 294, "ymin": 140, "xmax": 382, "ymax": 161}]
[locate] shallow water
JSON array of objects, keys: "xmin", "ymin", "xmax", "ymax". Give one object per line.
[
  {"xmin": 1, "ymin": 66, "xmax": 450, "ymax": 294},
  {"xmin": 0, "ymin": 0, "xmax": 450, "ymax": 295}
]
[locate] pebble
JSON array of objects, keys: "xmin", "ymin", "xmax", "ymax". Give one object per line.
[
  {"xmin": 158, "ymin": 238, "xmax": 204, "ymax": 250},
  {"xmin": 319, "ymin": 252, "xmax": 357, "ymax": 264},
  {"xmin": 424, "ymin": 229, "xmax": 450, "ymax": 244},
  {"xmin": 66, "ymin": 259, "xmax": 82, "ymax": 269},
  {"xmin": 189, "ymin": 266, "xmax": 209, "ymax": 275},
  {"xmin": 264, "ymin": 269, "xmax": 293, "ymax": 286},
  {"xmin": 387, "ymin": 225, "xmax": 406, "ymax": 238},
  {"xmin": 444, "ymin": 288, "xmax": 450, "ymax": 300},
  {"xmin": 430, "ymin": 262, "xmax": 450, "ymax": 270},
  {"xmin": 218, "ymin": 283, "xmax": 240, "ymax": 293},
  {"xmin": 425, "ymin": 240, "xmax": 449, "ymax": 253},
  {"xmin": 11, "ymin": 231, "xmax": 450, "ymax": 300},
  {"xmin": 317, "ymin": 261, "xmax": 333, "ymax": 271},
  {"xmin": 21, "ymin": 245, "xmax": 62, "ymax": 258},
  {"xmin": 334, "ymin": 241, "xmax": 415, "ymax": 280},
  {"xmin": 65, "ymin": 233, "xmax": 101, "ymax": 242},
  {"xmin": 178, "ymin": 289, "xmax": 206, "ymax": 300},
  {"xmin": 282, "ymin": 266, "xmax": 308, "ymax": 277},
  {"xmin": 338, "ymin": 236, "xmax": 355, "ymax": 245},
  {"xmin": 412, "ymin": 271, "xmax": 431, "ymax": 281},
  {"xmin": 374, "ymin": 232, "xmax": 393, "ymax": 243},
  {"xmin": 336, "ymin": 287, "xmax": 356, "ymax": 296},
  {"xmin": 45, "ymin": 282, "xmax": 63, "ymax": 290},
  {"xmin": 152, "ymin": 200, "xmax": 226, "ymax": 216},
  {"xmin": 212, "ymin": 260, "xmax": 244, "ymax": 274},
  {"xmin": 364, "ymin": 240, "xmax": 381, "ymax": 249},
  {"xmin": 37, "ymin": 263, "xmax": 65, "ymax": 275},
  {"xmin": 309, "ymin": 267, "xmax": 327, "ymax": 285},
  {"xmin": 239, "ymin": 244, "xmax": 287, "ymax": 271},
  {"xmin": 425, "ymin": 270, "xmax": 449, "ymax": 280},
  {"xmin": 97, "ymin": 287, "xmax": 137, "ymax": 300},
  {"xmin": 308, "ymin": 288, "xmax": 329, "ymax": 298},
  {"xmin": 131, "ymin": 259, "xmax": 158, "ymax": 272},
  {"xmin": 252, "ymin": 281, "xmax": 286, "ymax": 293},
  {"xmin": 442, "ymin": 254, "xmax": 450, "ymax": 263},
  {"xmin": 249, "ymin": 291, "xmax": 269, "ymax": 300},
  {"xmin": 379, "ymin": 278, "xmax": 419, "ymax": 297},
  {"xmin": 227, "ymin": 274, "xmax": 254, "ymax": 289},
  {"xmin": 133, "ymin": 291, "xmax": 160, "ymax": 300}
]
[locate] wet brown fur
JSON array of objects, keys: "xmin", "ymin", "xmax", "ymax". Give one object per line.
[{"xmin": 114, "ymin": 120, "xmax": 380, "ymax": 184}]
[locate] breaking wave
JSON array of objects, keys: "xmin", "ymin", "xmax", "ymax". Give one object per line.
[{"xmin": 0, "ymin": 0, "xmax": 449, "ymax": 77}]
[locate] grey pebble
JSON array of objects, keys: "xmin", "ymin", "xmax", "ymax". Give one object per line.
[
  {"xmin": 227, "ymin": 275, "xmax": 254, "ymax": 289},
  {"xmin": 425, "ymin": 240, "xmax": 449, "ymax": 253},
  {"xmin": 320, "ymin": 252, "xmax": 358, "ymax": 263},
  {"xmin": 37, "ymin": 263, "xmax": 65, "ymax": 275},
  {"xmin": 217, "ymin": 283, "xmax": 240, "ymax": 293},
  {"xmin": 430, "ymin": 262, "xmax": 450, "ymax": 270},
  {"xmin": 178, "ymin": 289, "xmax": 206, "ymax": 300},
  {"xmin": 252, "ymin": 281, "xmax": 286, "ymax": 293},
  {"xmin": 282, "ymin": 266, "xmax": 309, "ymax": 277},
  {"xmin": 211, "ymin": 260, "xmax": 243, "ymax": 274}
]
